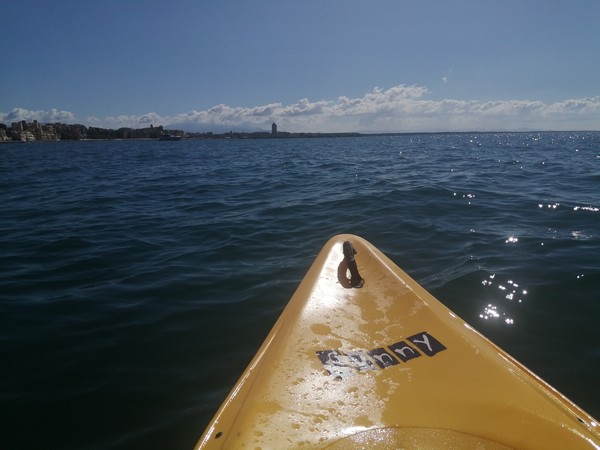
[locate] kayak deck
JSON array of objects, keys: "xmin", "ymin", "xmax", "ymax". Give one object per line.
[{"xmin": 195, "ymin": 234, "xmax": 599, "ymax": 449}]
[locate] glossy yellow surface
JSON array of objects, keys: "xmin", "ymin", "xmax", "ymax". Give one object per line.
[{"xmin": 195, "ymin": 235, "xmax": 599, "ymax": 449}]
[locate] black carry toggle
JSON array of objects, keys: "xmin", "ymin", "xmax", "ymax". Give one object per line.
[{"xmin": 342, "ymin": 241, "xmax": 364, "ymax": 288}]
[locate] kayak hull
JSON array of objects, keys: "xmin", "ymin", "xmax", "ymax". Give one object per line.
[{"xmin": 195, "ymin": 234, "xmax": 599, "ymax": 449}]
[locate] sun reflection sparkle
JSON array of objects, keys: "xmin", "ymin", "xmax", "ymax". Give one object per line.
[
  {"xmin": 478, "ymin": 274, "xmax": 528, "ymax": 325},
  {"xmin": 573, "ymin": 206, "xmax": 599, "ymax": 212}
]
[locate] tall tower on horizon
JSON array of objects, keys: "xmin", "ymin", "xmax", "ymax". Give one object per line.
[{"xmin": 271, "ymin": 122, "xmax": 277, "ymax": 135}]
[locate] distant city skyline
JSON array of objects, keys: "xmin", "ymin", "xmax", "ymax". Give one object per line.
[{"xmin": 2, "ymin": 0, "xmax": 599, "ymax": 133}]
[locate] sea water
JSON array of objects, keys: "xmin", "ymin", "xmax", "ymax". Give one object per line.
[{"xmin": 1, "ymin": 132, "xmax": 599, "ymax": 449}]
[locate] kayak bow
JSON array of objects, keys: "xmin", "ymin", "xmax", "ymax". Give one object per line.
[{"xmin": 195, "ymin": 234, "xmax": 599, "ymax": 449}]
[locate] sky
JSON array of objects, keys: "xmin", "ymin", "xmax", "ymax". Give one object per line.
[{"xmin": 1, "ymin": 0, "xmax": 599, "ymax": 133}]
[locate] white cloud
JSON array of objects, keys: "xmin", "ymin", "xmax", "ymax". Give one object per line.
[
  {"xmin": 2, "ymin": 86, "xmax": 599, "ymax": 132},
  {"xmin": 0, "ymin": 108, "xmax": 76, "ymax": 124}
]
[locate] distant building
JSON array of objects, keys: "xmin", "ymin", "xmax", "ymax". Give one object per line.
[
  {"xmin": 9, "ymin": 119, "xmax": 60, "ymax": 141},
  {"xmin": 271, "ymin": 122, "xmax": 277, "ymax": 135}
]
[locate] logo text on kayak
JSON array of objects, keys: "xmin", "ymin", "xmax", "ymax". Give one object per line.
[{"xmin": 316, "ymin": 331, "xmax": 446, "ymax": 378}]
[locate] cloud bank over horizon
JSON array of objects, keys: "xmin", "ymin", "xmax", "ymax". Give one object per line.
[{"xmin": 2, "ymin": 85, "xmax": 599, "ymax": 133}]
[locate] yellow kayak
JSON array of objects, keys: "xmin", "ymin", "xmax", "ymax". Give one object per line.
[{"xmin": 195, "ymin": 234, "xmax": 599, "ymax": 449}]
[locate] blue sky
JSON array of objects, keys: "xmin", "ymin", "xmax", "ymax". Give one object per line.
[{"xmin": 2, "ymin": 0, "xmax": 599, "ymax": 132}]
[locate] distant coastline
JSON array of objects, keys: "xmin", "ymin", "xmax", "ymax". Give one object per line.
[
  {"xmin": 1, "ymin": 120, "xmax": 597, "ymax": 143},
  {"xmin": 0, "ymin": 120, "xmax": 363, "ymax": 143}
]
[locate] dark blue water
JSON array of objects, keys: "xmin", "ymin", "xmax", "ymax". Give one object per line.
[{"xmin": 1, "ymin": 133, "xmax": 599, "ymax": 449}]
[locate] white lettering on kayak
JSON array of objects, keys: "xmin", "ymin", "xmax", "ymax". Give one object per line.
[
  {"xmin": 389, "ymin": 341, "xmax": 421, "ymax": 362},
  {"xmin": 407, "ymin": 332, "xmax": 447, "ymax": 356},
  {"xmin": 368, "ymin": 348, "xmax": 400, "ymax": 368},
  {"xmin": 346, "ymin": 350, "xmax": 377, "ymax": 371},
  {"xmin": 315, "ymin": 350, "xmax": 357, "ymax": 379},
  {"xmin": 316, "ymin": 331, "xmax": 446, "ymax": 377}
]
